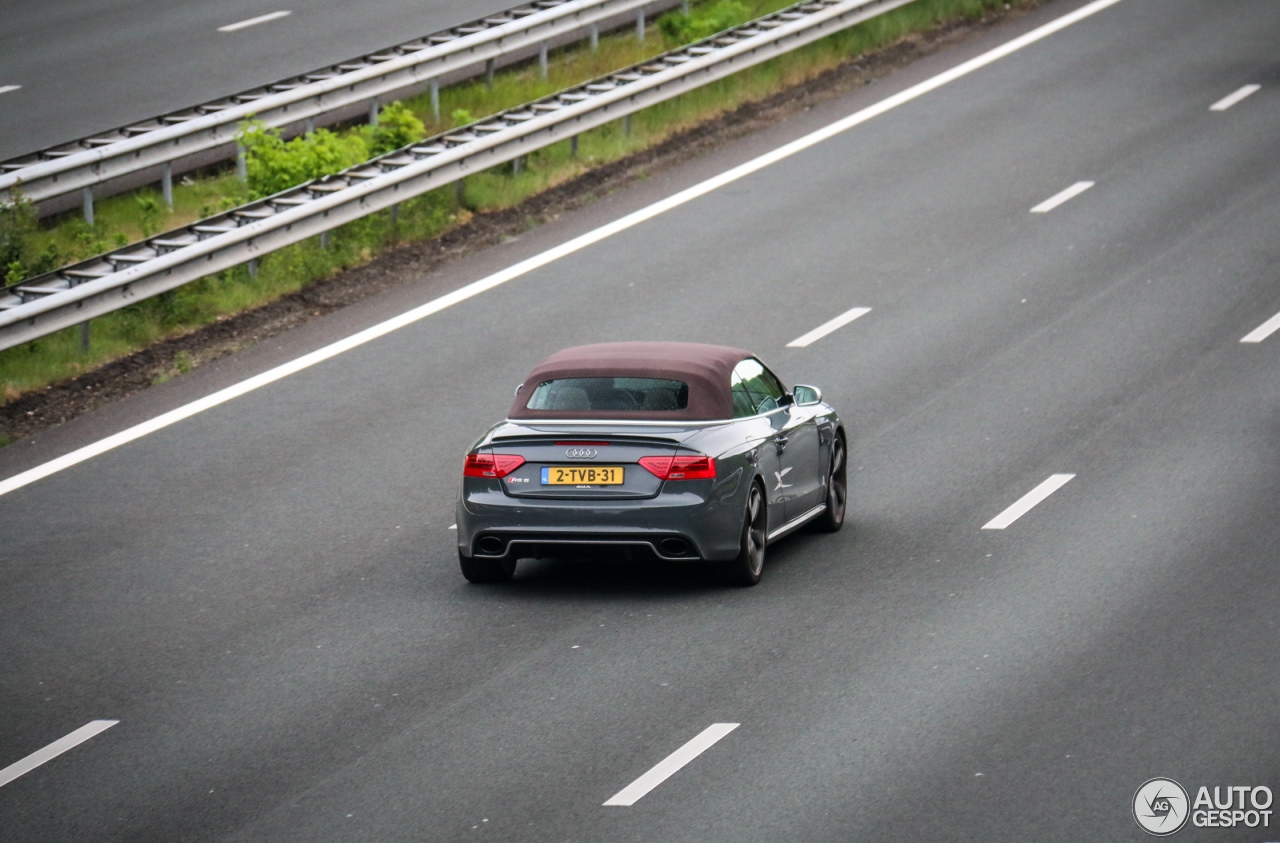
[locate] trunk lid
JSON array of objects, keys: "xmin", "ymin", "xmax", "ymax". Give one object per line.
[{"xmin": 488, "ymin": 431, "xmax": 690, "ymax": 499}]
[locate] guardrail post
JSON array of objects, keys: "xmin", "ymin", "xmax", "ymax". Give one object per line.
[
  {"xmin": 390, "ymin": 203, "xmax": 399, "ymax": 225},
  {"xmin": 320, "ymin": 231, "xmax": 330, "ymax": 250},
  {"xmin": 456, "ymin": 178, "xmax": 466, "ymax": 207},
  {"xmin": 236, "ymin": 146, "xmax": 247, "ymax": 183},
  {"xmin": 539, "ymin": 42, "xmax": 548, "ymax": 80},
  {"xmin": 305, "ymin": 117, "xmax": 315, "ymax": 134},
  {"xmin": 637, "ymin": 9, "xmax": 645, "ymax": 41},
  {"xmin": 430, "ymin": 79, "xmax": 440, "ymax": 122},
  {"xmin": 79, "ymin": 320, "xmax": 90, "ymax": 353},
  {"xmin": 589, "ymin": 23, "xmax": 598, "ymax": 52},
  {"xmin": 248, "ymin": 258, "xmax": 258, "ymax": 277},
  {"xmin": 513, "ymin": 156, "xmax": 522, "ymax": 175},
  {"xmin": 570, "ymin": 135, "xmax": 578, "ymax": 159},
  {"xmin": 161, "ymin": 162, "xmax": 174, "ymax": 208},
  {"xmin": 682, "ymin": 0, "xmax": 689, "ymax": 12},
  {"xmin": 82, "ymin": 187, "xmax": 94, "ymax": 225},
  {"xmin": 485, "ymin": 58, "xmax": 495, "ymax": 88},
  {"xmin": 624, "ymin": 114, "xmax": 632, "ymax": 136},
  {"xmin": 369, "ymin": 99, "xmax": 380, "ymax": 125}
]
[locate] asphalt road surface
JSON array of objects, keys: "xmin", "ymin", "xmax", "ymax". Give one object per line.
[
  {"xmin": 0, "ymin": 0, "xmax": 523, "ymax": 160},
  {"xmin": 3, "ymin": 0, "xmax": 1279, "ymax": 839}
]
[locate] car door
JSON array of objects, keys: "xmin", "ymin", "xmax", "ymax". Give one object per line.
[
  {"xmin": 779, "ymin": 395, "xmax": 823, "ymax": 519},
  {"xmin": 730, "ymin": 358, "xmax": 797, "ymax": 533},
  {"xmin": 749, "ymin": 360, "xmax": 822, "ymax": 520}
]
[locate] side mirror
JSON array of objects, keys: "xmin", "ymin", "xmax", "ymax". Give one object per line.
[{"xmin": 793, "ymin": 384, "xmax": 822, "ymax": 406}]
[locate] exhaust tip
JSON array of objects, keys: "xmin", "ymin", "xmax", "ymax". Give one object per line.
[
  {"xmin": 658, "ymin": 538, "xmax": 692, "ymax": 558},
  {"xmin": 477, "ymin": 536, "xmax": 506, "ymax": 556}
]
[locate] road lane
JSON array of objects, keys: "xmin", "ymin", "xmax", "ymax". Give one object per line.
[
  {"xmin": 2, "ymin": 0, "xmax": 1280, "ymax": 839},
  {"xmin": 0, "ymin": 0, "xmax": 525, "ymax": 160}
]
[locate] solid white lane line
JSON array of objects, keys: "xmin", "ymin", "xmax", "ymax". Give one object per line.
[
  {"xmin": 0, "ymin": 720, "xmax": 118, "ymax": 788},
  {"xmin": 1030, "ymin": 181, "xmax": 1094, "ymax": 213},
  {"xmin": 1210, "ymin": 84, "xmax": 1260, "ymax": 112},
  {"xmin": 0, "ymin": 85, "xmax": 20, "ymax": 95},
  {"xmin": 982, "ymin": 474, "xmax": 1074, "ymax": 530},
  {"xmin": 1241, "ymin": 311, "xmax": 1280, "ymax": 344},
  {"xmin": 217, "ymin": 10, "xmax": 291, "ymax": 32},
  {"xmin": 0, "ymin": 0, "xmax": 1127, "ymax": 500},
  {"xmin": 448, "ymin": 523, "xmax": 457, "ymax": 530},
  {"xmin": 603, "ymin": 723, "xmax": 739, "ymax": 806},
  {"xmin": 787, "ymin": 307, "xmax": 871, "ymax": 348}
]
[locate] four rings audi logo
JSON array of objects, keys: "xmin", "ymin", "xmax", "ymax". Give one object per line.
[{"xmin": 565, "ymin": 448, "xmax": 598, "ymax": 459}]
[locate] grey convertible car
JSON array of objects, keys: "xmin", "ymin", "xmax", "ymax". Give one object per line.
[{"xmin": 455, "ymin": 342, "xmax": 845, "ymax": 585}]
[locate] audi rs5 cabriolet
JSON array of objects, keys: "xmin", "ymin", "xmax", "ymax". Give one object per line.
[{"xmin": 455, "ymin": 342, "xmax": 845, "ymax": 585}]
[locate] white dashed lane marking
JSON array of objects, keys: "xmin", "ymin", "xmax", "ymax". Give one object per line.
[
  {"xmin": 0, "ymin": 85, "xmax": 21, "ymax": 95},
  {"xmin": 786, "ymin": 307, "xmax": 871, "ymax": 348},
  {"xmin": 1030, "ymin": 181, "xmax": 1094, "ymax": 213},
  {"xmin": 0, "ymin": 720, "xmax": 118, "ymax": 788},
  {"xmin": 603, "ymin": 723, "xmax": 739, "ymax": 806},
  {"xmin": 1210, "ymin": 84, "xmax": 1260, "ymax": 111},
  {"xmin": 217, "ymin": 10, "xmax": 291, "ymax": 32},
  {"xmin": 1241, "ymin": 312, "xmax": 1280, "ymax": 344},
  {"xmin": 982, "ymin": 474, "xmax": 1075, "ymax": 530}
]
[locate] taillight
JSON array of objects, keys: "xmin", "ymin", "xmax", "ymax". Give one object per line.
[
  {"xmin": 464, "ymin": 453, "xmax": 525, "ymax": 478},
  {"xmin": 638, "ymin": 455, "xmax": 716, "ymax": 480}
]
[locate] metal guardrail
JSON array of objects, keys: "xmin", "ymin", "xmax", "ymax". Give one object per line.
[
  {"xmin": 0, "ymin": 0, "xmax": 914, "ymax": 351},
  {"xmin": 0, "ymin": 0, "xmax": 666, "ymax": 209}
]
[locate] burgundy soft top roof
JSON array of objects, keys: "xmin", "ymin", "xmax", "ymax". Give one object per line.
[{"xmin": 509, "ymin": 341, "xmax": 752, "ymax": 421}]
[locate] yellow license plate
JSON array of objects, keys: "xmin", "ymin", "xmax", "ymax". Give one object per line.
[{"xmin": 542, "ymin": 465, "xmax": 624, "ymax": 485}]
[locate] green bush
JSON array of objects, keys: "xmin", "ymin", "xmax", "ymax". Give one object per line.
[
  {"xmin": 237, "ymin": 120, "xmax": 370, "ymax": 199},
  {"xmin": 0, "ymin": 189, "xmax": 37, "ymax": 269},
  {"xmin": 0, "ymin": 189, "xmax": 61, "ymax": 284},
  {"xmin": 365, "ymin": 101, "xmax": 426, "ymax": 156},
  {"xmin": 659, "ymin": 0, "xmax": 751, "ymax": 45},
  {"xmin": 236, "ymin": 101, "xmax": 424, "ymax": 198},
  {"xmin": 135, "ymin": 193, "xmax": 163, "ymax": 236}
]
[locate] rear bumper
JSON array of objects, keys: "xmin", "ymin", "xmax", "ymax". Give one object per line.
[{"xmin": 456, "ymin": 479, "xmax": 745, "ymax": 562}]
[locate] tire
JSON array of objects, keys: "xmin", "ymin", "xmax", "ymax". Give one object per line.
[
  {"xmin": 724, "ymin": 484, "xmax": 767, "ymax": 586},
  {"xmin": 815, "ymin": 431, "xmax": 846, "ymax": 533},
  {"xmin": 459, "ymin": 549, "xmax": 516, "ymax": 584}
]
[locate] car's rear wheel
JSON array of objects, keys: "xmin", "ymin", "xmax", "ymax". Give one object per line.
[
  {"xmin": 459, "ymin": 550, "xmax": 516, "ymax": 584},
  {"xmin": 724, "ymin": 484, "xmax": 766, "ymax": 586},
  {"xmin": 815, "ymin": 431, "xmax": 846, "ymax": 532}
]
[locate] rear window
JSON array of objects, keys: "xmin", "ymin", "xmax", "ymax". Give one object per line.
[{"xmin": 526, "ymin": 378, "xmax": 689, "ymax": 412}]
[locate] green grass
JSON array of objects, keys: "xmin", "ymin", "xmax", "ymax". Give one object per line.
[
  {"xmin": 0, "ymin": 187, "xmax": 461, "ymax": 400},
  {"xmin": 1, "ymin": 0, "xmax": 1025, "ymax": 403}
]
